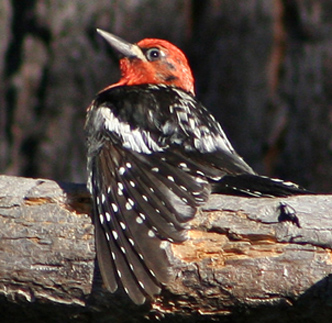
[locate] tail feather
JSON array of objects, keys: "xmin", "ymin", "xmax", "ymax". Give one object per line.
[{"xmin": 212, "ymin": 174, "xmax": 312, "ymax": 197}]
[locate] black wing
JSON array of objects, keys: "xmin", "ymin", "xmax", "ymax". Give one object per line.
[{"xmin": 86, "ymin": 85, "xmax": 217, "ymax": 303}]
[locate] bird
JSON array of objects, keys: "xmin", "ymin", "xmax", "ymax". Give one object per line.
[{"xmin": 85, "ymin": 29, "xmax": 310, "ymax": 305}]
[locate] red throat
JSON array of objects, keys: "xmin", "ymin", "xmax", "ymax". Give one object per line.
[{"xmin": 110, "ymin": 39, "xmax": 195, "ymax": 95}]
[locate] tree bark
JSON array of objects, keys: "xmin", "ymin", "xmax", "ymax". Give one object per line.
[
  {"xmin": 2, "ymin": 0, "xmax": 332, "ymax": 193},
  {"xmin": 1, "ymin": 175, "xmax": 331, "ymax": 323}
]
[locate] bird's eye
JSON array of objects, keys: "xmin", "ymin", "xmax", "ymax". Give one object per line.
[{"xmin": 146, "ymin": 48, "xmax": 161, "ymax": 61}]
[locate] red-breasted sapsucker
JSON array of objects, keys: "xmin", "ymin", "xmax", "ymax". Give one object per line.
[{"xmin": 85, "ymin": 29, "xmax": 309, "ymax": 304}]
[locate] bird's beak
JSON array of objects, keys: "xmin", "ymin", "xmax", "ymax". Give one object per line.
[{"xmin": 97, "ymin": 29, "xmax": 146, "ymax": 61}]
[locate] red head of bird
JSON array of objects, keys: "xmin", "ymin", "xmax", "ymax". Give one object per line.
[{"xmin": 97, "ymin": 29, "xmax": 195, "ymax": 95}]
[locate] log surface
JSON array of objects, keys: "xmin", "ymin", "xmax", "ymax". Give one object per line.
[{"xmin": 0, "ymin": 175, "xmax": 331, "ymax": 322}]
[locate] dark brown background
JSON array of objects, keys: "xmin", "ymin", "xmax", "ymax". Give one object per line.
[{"xmin": 1, "ymin": 0, "xmax": 332, "ymax": 192}]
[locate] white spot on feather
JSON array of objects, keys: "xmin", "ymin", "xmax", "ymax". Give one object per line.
[
  {"xmin": 111, "ymin": 203, "xmax": 118, "ymax": 213},
  {"xmin": 105, "ymin": 212, "xmax": 111, "ymax": 222},
  {"xmin": 117, "ymin": 182, "xmax": 124, "ymax": 196},
  {"xmin": 148, "ymin": 230, "xmax": 155, "ymax": 238},
  {"xmin": 138, "ymin": 281, "xmax": 145, "ymax": 289},
  {"xmin": 195, "ymin": 177, "xmax": 207, "ymax": 184},
  {"xmin": 126, "ymin": 162, "xmax": 132, "ymax": 168},
  {"xmin": 112, "ymin": 230, "xmax": 118, "ymax": 240},
  {"xmin": 99, "ymin": 214, "xmax": 104, "ymax": 224},
  {"xmin": 101, "ymin": 194, "xmax": 106, "ymax": 203},
  {"xmin": 129, "ymin": 238, "xmax": 135, "ymax": 246},
  {"xmin": 129, "ymin": 180, "xmax": 135, "ymax": 187}
]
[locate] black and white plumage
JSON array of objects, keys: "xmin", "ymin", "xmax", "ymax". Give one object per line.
[{"xmin": 86, "ymin": 84, "xmax": 308, "ymax": 304}]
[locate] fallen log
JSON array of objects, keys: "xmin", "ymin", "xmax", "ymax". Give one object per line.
[{"xmin": 0, "ymin": 175, "xmax": 331, "ymax": 322}]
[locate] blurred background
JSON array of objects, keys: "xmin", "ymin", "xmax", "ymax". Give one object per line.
[{"xmin": 1, "ymin": 0, "xmax": 332, "ymax": 192}]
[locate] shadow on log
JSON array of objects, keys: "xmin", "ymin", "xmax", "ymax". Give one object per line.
[{"xmin": 0, "ymin": 175, "xmax": 331, "ymax": 322}]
